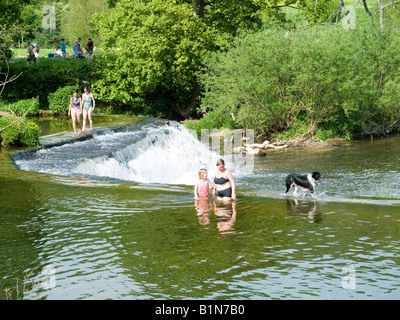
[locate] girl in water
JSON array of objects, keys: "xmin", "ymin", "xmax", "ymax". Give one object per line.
[
  {"xmin": 214, "ymin": 159, "xmax": 236, "ymax": 201},
  {"xmin": 194, "ymin": 168, "xmax": 215, "ymax": 199}
]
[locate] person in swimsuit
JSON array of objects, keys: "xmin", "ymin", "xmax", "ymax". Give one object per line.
[
  {"xmin": 68, "ymin": 89, "xmax": 82, "ymax": 135},
  {"xmin": 214, "ymin": 159, "xmax": 236, "ymax": 201},
  {"xmin": 194, "ymin": 168, "xmax": 215, "ymax": 199},
  {"xmin": 81, "ymin": 87, "xmax": 95, "ymax": 132}
]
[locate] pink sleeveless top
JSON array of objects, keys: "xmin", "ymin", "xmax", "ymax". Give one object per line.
[{"xmin": 197, "ymin": 179, "xmax": 209, "ymax": 198}]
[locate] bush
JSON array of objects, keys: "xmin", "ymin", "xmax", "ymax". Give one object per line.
[
  {"xmin": 0, "ymin": 116, "xmax": 40, "ymax": 147},
  {"xmin": 185, "ymin": 111, "xmax": 236, "ymax": 137},
  {"xmin": 20, "ymin": 120, "xmax": 40, "ymax": 146},
  {"xmin": 200, "ymin": 24, "xmax": 400, "ymax": 138},
  {"xmin": 8, "ymin": 98, "xmax": 39, "ymax": 116},
  {"xmin": 48, "ymin": 85, "xmax": 78, "ymax": 114},
  {"xmin": 0, "ymin": 116, "xmax": 20, "ymax": 145},
  {"xmin": 0, "ymin": 58, "xmax": 93, "ymax": 109}
]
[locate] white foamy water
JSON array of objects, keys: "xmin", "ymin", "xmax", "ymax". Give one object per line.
[
  {"xmin": 72, "ymin": 124, "xmax": 224, "ymax": 184},
  {"xmin": 14, "ymin": 119, "xmax": 248, "ymax": 185}
]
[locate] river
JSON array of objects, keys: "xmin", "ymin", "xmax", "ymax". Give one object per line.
[{"xmin": 1, "ymin": 115, "xmax": 399, "ymax": 300}]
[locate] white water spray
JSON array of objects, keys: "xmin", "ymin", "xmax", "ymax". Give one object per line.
[
  {"xmin": 72, "ymin": 124, "xmax": 225, "ymax": 184},
  {"xmin": 14, "ymin": 119, "xmax": 252, "ymax": 185}
]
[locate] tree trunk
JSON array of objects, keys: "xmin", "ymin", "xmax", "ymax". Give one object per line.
[
  {"xmin": 172, "ymin": 82, "xmax": 201, "ymax": 118},
  {"xmin": 339, "ymin": 0, "xmax": 348, "ymax": 15},
  {"xmin": 362, "ymin": 0, "xmax": 372, "ymax": 16},
  {"xmin": 192, "ymin": 0, "xmax": 205, "ymax": 18},
  {"xmin": 377, "ymin": 0, "xmax": 384, "ymax": 30}
]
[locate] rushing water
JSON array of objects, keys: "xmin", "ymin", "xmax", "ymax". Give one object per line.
[{"xmin": 1, "ymin": 115, "xmax": 400, "ymax": 300}]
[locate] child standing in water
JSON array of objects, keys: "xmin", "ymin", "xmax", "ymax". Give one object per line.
[{"xmin": 194, "ymin": 169, "xmax": 215, "ymax": 199}]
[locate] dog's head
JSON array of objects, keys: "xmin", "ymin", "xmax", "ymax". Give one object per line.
[{"xmin": 312, "ymin": 172, "xmax": 324, "ymax": 182}]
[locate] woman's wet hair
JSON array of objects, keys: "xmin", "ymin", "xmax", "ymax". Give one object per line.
[{"xmin": 216, "ymin": 159, "xmax": 225, "ymax": 166}]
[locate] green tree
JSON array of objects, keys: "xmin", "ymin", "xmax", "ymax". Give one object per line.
[
  {"xmin": 92, "ymin": 0, "xmax": 222, "ymax": 117},
  {"xmin": 0, "ymin": 0, "xmax": 32, "ymax": 28},
  {"xmin": 61, "ymin": 0, "xmax": 109, "ymax": 47},
  {"xmin": 200, "ymin": 24, "xmax": 400, "ymax": 138},
  {"xmin": 7, "ymin": 0, "xmax": 69, "ymax": 49},
  {"xmin": 0, "ymin": 0, "xmax": 32, "ymax": 59}
]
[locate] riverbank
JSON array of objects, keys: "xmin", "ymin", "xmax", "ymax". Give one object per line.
[{"xmin": 204, "ymin": 127, "xmax": 349, "ymax": 158}]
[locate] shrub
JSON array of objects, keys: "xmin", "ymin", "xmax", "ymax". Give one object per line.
[
  {"xmin": 185, "ymin": 111, "xmax": 236, "ymax": 137},
  {"xmin": 0, "ymin": 58, "xmax": 93, "ymax": 109},
  {"xmin": 0, "ymin": 116, "xmax": 40, "ymax": 147},
  {"xmin": 0, "ymin": 116, "xmax": 20, "ymax": 145},
  {"xmin": 48, "ymin": 85, "xmax": 78, "ymax": 114},
  {"xmin": 200, "ymin": 24, "xmax": 400, "ymax": 138},
  {"xmin": 8, "ymin": 98, "xmax": 39, "ymax": 116},
  {"xmin": 20, "ymin": 120, "xmax": 40, "ymax": 146}
]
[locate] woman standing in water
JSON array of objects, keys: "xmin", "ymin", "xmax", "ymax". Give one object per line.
[
  {"xmin": 68, "ymin": 89, "xmax": 82, "ymax": 135},
  {"xmin": 214, "ymin": 159, "xmax": 236, "ymax": 201},
  {"xmin": 81, "ymin": 87, "xmax": 95, "ymax": 132}
]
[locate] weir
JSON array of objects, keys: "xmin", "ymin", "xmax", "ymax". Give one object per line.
[{"xmin": 10, "ymin": 118, "xmax": 224, "ymax": 184}]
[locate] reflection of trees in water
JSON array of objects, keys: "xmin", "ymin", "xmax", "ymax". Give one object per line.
[
  {"xmin": 0, "ymin": 177, "xmax": 44, "ymax": 300},
  {"xmin": 194, "ymin": 199, "xmax": 237, "ymax": 237},
  {"xmin": 286, "ymin": 199, "xmax": 325, "ymax": 223}
]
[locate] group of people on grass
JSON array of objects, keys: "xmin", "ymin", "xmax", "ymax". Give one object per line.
[
  {"xmin": 26, "ymin": 37, "xmax": 94, "ymax": 64},
  {"xmin": 68, "ymin": 87, "xmax": 95, "ymax": 135},
  {"xmin": 194, "ymin": 159, "xmax": 236, "ymax": 202},
  {"xmin": 61, "ymin": 37, "xmax": 94, "ymax": 60}
]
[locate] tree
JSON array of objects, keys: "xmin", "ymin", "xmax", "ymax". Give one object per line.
[
  {"xmin": 0, "ymin": 0, "xmax": 33, "ymax": 28},
  {"xmin": 92, "ymin": 0, "xmax": 222, "ymax": 117},
  {"xmin": 0, "ymin": 0, "xmax": 32, "ymax": 59},
  {"xmin": 200, "ymin": 24, "xmax": 400, "ymax": 138},
  {"xmin": 61, "ymin": 0, "xmax": 109, "ymax": 46}
]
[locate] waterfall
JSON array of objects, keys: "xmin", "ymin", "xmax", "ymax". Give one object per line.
[
  {"xmin": 72, "ymin": 123, "xmax": 222, "ymax": 184},
  {"xmin": 12, "ymin": 118, "xmax": 240, "ymax": 185}
]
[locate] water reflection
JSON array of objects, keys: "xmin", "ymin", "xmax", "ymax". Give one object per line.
[
  {"xmin": 194, "ymin": 199, "xmax": 237, "ymax": 237},
  {"xmin": 286, "ymin": 199, "xmax": 325, "ymax": 223}
]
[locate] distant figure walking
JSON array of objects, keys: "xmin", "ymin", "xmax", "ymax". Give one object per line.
[
  {"xmin": 81, "ymin": 87, "xmax": 95, "ymax": 132},
  {"xmin": 68, "ymin": 89, "xmax": 82, "ymax": 135},
  {"xmin": 86, "ymin": 38, "xmax": 94, "ymax": 61},
  {"xmin": 72, "ymin": 41, "xmax": 79, "ymax": 58},
  {"xmin": 61, "ymin": 38, "xmax": 67, "ymax": 58}
]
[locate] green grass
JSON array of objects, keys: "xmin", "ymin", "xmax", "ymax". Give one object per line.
[
  {"xmin": 11, "ymin": 47, "xmax": 106, "ymax": 59},
  {"xmin": 11, "ymin": 48, "xmax": 57, "ymax": 58}
]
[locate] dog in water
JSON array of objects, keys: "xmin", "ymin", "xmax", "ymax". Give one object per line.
[{"xmin": 285, "ymin": 172, "xmax": 324, "ymax": 199}]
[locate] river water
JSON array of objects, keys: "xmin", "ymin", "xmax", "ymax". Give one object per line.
[{"xmin": 1, "ymin": 115, "xmax": 399, "ymax": 300}]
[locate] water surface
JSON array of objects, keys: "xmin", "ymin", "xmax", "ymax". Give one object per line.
[{"xmin": 1, "ymin": 116, "xmax": 399, "ymax": 300}]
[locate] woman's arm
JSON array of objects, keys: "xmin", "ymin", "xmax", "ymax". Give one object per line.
[
  {"xmin": 68, "ymin": 98, "xmax": 72, "ymax": 116},
  {"xmin": 91, "ymin": 94, "xmax": 95, "ymax": 110},
  {"xmin": 208, "ymin": 179, "xmax": 216, "ymax": 197},
  {"xmin": 227, "ymin": 170, "xmax": 236, "ymax": 200}
]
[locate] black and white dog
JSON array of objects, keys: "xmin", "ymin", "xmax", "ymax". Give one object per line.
[{"xmin": 285, "ymin": 172, "xmax": 324, "ymax": 199}]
